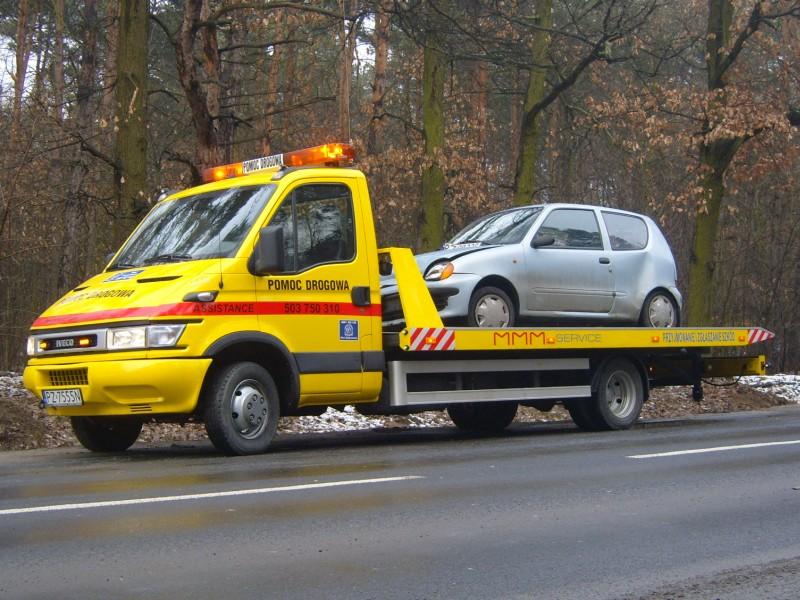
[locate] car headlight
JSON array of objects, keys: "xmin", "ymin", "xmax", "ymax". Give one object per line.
[
  {"xmin": 424, "ymin": 261, "xmax": 454, "ymax": 281},
  {"xmin": 107, "ymin": 324, "xmax": 185, "ymax": 350}
]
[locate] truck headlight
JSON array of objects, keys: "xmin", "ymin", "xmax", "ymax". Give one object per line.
[
  {"xmin": 26, "ymin": 336, "xmax": 36, "ymax": 356},
  {"xmin": 107, "ymin": 327, "xmax": 147, "ymax": 350},
  {"xmin": 424, "ymin": 261, "xmax": 454, "ymax": 281},
  {"xmin": 106, "ymin": 325, "xmax": 185, "ymax": 350},
  {"xmin": 147, "ymin": 324, "xmax": 185, "ymax": 347}
]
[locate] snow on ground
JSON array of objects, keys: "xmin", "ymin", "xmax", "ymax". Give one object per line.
[
  {"xmin": 2, "ymin": 372, "xmax": 799, "ymax": 436},
  {"xmin": 740, "ymin": 374, "xmax": 800, "ymax": 404}
]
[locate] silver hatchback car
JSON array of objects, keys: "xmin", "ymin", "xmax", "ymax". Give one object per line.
[{"xmin": 383, "ymin": 203, "xmax": 682, "ymax": 328}]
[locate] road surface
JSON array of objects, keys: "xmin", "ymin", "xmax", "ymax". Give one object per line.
[{"xmin": 2, "ymin": 406, "xmax": 800, "ymax": 599}]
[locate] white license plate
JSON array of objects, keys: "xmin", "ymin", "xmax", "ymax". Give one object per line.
[{"xmin": 42, "ymin": 388, "xmax": 84, "ymax": 407}]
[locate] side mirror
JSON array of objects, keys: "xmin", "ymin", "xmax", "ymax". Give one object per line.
[
  {"xmin": 248, "ymin": 226, "xmax": 285, "ymax": 275},
  {"xmin": 532, "ymin": 235, "xmax": 556, "ymax": 249}
]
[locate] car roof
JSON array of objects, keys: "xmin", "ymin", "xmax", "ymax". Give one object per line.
[{"xmin": 491, "ymin": 202, "xmax": 651, "ymax": 220}]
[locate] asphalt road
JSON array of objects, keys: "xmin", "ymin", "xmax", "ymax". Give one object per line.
[{"xmin": 2, "ymin": 406, "xmax": 800, "ymax": 600}]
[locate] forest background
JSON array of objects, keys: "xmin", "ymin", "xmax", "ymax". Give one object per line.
[{"xmin": 0, "ymin": 0, "xmax": 798, "ymax": 372}]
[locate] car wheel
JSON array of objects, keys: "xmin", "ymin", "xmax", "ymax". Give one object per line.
[
  {"xmin": 71, "ymin": 416, "xmax": 143, "ymax": 452},
  {"xmin": 468, "ymin": 286, "xmax": 515, "ymax": 327},
  {"xmin": 203, "ymin": 362, "xmax": 280, "ymax": 455},
  {"xmin": 447, "ymin": 402, "xmax": 518, "ymax": 433},
  {"xmin": 640, "ymin": 291, "xmax": 678, "ymax": 328}
]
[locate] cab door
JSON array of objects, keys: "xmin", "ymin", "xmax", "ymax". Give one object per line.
[{"xmin": 254, "ymin": 180, "xmax": 375, "ymax": 404}]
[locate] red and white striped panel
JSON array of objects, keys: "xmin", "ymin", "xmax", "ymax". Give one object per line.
[
  {"xmin": 748, "ymin": 328, "xmax": 775, "ymax": 344},
  {"xmin": 408, "ymin": 327, "xmax": 455, "ymax": 351}
]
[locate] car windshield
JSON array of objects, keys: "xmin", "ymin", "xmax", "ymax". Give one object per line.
[
  {"xmin": 109, "ymin": 185, "xmax": 275, "ymax": 269},
  {"xmin": 447, "ymin": 206, "xmax": 542, "ymax": 246}
]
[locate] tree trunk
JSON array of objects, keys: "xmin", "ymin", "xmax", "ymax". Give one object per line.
[
  {"xmin": 338, "ymin": 0, "xmax": 357, "ymax": 140},
  {"xmin": 53, "ymin": 0, "xmax": 65, "ymax": 124},
  {"xmin": 419, "ymin": 43, "xmax": 446, "ymax": 251},
  {"xmin": 367, "ymin": 6, "xmax": 390, "ymax": 155},
  {"xmin": 100, "ymin": 1, "xmax": 120, "ymax": 123},
  {"xmin": 114, "ymin": 0, "xmax": 149, "ymax": 245},
  {"xmin": 261, "ymin": 11, "xmax": 285, "ymax": 155},
  {"xmin": 58, "ymin": 0, "xmax": 99, "ymax": 294},
  {"xmin": 512, "ymin": 0, "xmax": 552, "ymax": 205},
  {"xmin": 12, "ymin": 0, "xmax": 31, "ymax": 134}
]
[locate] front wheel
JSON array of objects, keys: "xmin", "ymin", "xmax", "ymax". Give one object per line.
[
  {"xmin": 71, "ymin": 416, "xmax": 143, "ymax": 452},
  {"xmin": 639, "ymin": 291, "xmax": 679, "ymax": 328},
  {"xmin": 447, "ymin": 402, "xmax": 518, "ymax": 433},
  {"xmin": 203, "ymin": 362, "xmax": 280, "ymax": 455},
  {"xmin": 468, "ymin": 286, "xmax": 515, "ymax": 327}
]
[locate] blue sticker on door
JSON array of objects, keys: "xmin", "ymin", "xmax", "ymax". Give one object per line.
[{"xmin": 339, "ymin": 320, "xmax": 359, "ymax": 341}]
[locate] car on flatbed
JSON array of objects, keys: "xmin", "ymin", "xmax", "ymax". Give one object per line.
[{"xmin": 383, "ymin": 203, "xmax": 682, "ymax": 329}]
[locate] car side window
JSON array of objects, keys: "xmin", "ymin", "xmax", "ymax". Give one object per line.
[
  {"xmin": 602, "ymin": 212, "xmax": 648, "ymax": 251},
  {"xmin": 533, "ymin": 208, "xmax": 603, "ymax": 249},
  {"xmin": 268, "ymin": 183, "xmax": 355, "ymax": 272}
]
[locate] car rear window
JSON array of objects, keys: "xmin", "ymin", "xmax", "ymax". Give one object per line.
[{"xmin": 602, "ymin": 212, "xmax": 648, "ymax": 250}]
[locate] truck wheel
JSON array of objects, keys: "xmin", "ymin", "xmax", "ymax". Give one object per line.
[
  {"xmin": 70, "ymin": 416, "xmax": 143, "ymax": 452},
  {"xmin": 447, "ymin": 402, "xmax": 517, "ymax": 433},
  {"xmin": 589, "ymin": 358, "xmax": 644, "ymax": 430},
  {"xmin": 564, "ymin": 399, "xmax": 600, "ymax": 431},
  {"xmin": 468, "ymin": 286, "xmax": 515, "ymax": 327},
  {"xmin": 639, "ymin": 291, "xmax": 678, "ymax": 327},
  {"xmin": 203, "ymin": 362, "xmax": 279, "ymax": 455}
]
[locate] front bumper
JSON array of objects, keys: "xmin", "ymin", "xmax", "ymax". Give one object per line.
[{"xmin": 23, "ymin": 357, "xmax": 212, "ymax": 417}]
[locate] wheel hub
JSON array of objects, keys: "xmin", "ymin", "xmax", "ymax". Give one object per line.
[
  {"xmin": 605, "ymin": 370, "xmax": 636, "ymax": 419},
  {"xmin": 648, "ymin": 295, "xmax": 675, "ymax": 328},
  {"xmin": 230, "ymin": 380, "xmax": 269, "ymax": 439},
  {"xmin": 475, "ymin": 294, "xmax": 510, "ymax": 327}
]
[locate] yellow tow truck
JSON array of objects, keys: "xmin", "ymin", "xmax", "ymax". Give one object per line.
[{"xmin": 23, "ymin": 144, "xmax": 774, "ymax": 455}]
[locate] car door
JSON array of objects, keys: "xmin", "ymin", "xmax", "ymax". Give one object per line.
[{"xmin": 525, "ymin": 207, "xmax": 615, "ymax": 314}]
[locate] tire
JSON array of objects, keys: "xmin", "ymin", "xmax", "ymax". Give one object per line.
[
  {"xmin": 203, "ymin": 362, "xmax": 280, "ymax": 455},
  {"xmin": 588, "ymin": 358, "xmax": 644, "ymax": 430},
  {"xmin": 639, "ymin": 291, "xmax": 679, "ymax": 328},
  {"xmin": 71, "ymin": 416, "xmax": 143, "ymax": 452},
  {"xmin": 564, "ymin": 399, "xmax": 600, "ymax": 431},
  {"xmin": 447, "ymin": 402, "xmax": 518, "ymax": 433},
  {"xmin": 468, "ymin": 286, "xmax": 515, "ymax": 327}
]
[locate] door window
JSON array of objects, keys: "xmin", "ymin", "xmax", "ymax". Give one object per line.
[
  {"xmin": 533, "ymin": 209, "xmax": 603, "ymax": 249},
  {"xmin": 268, "ymin": 184, "xmax": 355, "ymax": 272},
  {"xmin": 602, "ymin": 212, "xmax": 648, "ymax": 250}
]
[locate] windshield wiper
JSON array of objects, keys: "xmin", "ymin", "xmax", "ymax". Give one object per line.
[
  {"xmin": 107, "ymin": 261, "xmax": 138, "ymax": 271},
  {"xmin": 142, "ymin": 253, "xmax": 194, "ymax": 265}
]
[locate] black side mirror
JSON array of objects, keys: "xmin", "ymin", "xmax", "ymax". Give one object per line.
[
  {"xmin": 532, "ymin": 235, "xmax": 556, "ymax": 249},
  {"xmin": 248, "ymin": 226, "xmax": 285, "ymax": 275}
]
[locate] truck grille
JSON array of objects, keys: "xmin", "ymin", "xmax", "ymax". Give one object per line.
[
  {"xmin": 47, "ymin": 368, "xmax": 89, "ymax": 387},
  {"xmin": 129, "ymin": 404, "xmax": 153, "ymax": 414}
]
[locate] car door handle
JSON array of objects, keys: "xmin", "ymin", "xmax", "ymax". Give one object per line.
[
  {"xmin": 599, "ymin": 257, "xmax": 610, "ymax": 264},
  {"xmin": 351, "ymin": 286, "xmax": 371, "ymax": 306}
]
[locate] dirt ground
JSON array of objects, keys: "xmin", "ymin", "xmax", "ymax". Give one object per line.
[{"xmin": 0, "ymin": 379, "xmax": 790, "ymax": 452}]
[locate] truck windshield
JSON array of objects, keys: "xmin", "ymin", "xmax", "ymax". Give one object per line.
[
  {"xmin": 110, "ymin": 185, "xmax": 275, "ymax": 269},
  {"xmin": 447, "ymin": 206, "xmax": 542, "ymax": 246}
]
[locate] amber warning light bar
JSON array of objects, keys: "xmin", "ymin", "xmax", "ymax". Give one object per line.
[{"xmin": 201, "ymin": 143, "xmax": 356, "ymax": 183}]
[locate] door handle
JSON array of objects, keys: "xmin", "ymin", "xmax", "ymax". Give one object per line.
[
  {"xmin": 351, "ymin": 286, "xmax": 371, "ymax": 307},
  {"xmin": 599, "ymin": 257, "xmax": 610, "ymax": 264}
]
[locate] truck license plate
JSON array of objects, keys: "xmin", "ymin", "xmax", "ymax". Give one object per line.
[{"xmin": 42, "ymin": 389, "xmax": 84, "ymax": 407}]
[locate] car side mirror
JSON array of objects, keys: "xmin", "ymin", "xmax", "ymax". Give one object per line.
[
  {"xmin": 532, "ymin": 235, "xmax": 556, "ymax": 249},
  {"xmin": 248, "ymin": 226, "xmax": 285, "ymax": 275}
]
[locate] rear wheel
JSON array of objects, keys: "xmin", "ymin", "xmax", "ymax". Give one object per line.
[
  {"xmin": 588, "ymin": 358, "xmax": 644, "ymax": 430},
  {"xmin": 447, "ymin": 402, "xmax": 518, "ymax": 433},
  {"xmin": 640, "ymin": 291, "xmax": 679, "ymax": 327},
  {"xmin": 564, "ymin": 399, "xmax": 600, "ymax": 431},
  {"xmin": 203, "ymin": 362, "xmax": 279, "ymax": 455},
  {"xmin": 71, "ymin": 416, "xmax": 143, "ymax": 452},
  {"xmin": 468, "ymin": 286, "xmax": 515, "ymax": 327}
]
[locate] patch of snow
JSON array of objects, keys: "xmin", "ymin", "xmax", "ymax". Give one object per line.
[
  {"xmin": 0, "ymin": 372, "xmax": 28, "ymax": 398},
  {"xmin": 740, "ymin": 374, "xmax": 800, "ymax": 404}
]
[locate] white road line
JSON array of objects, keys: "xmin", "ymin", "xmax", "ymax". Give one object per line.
[
  {"xmin": 0, "ymin": 475, "xmax": 424, "ymax": 516},
  {"xmin": 628, "ymin": 440, "xmax": 800, "ymax": 459}
]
